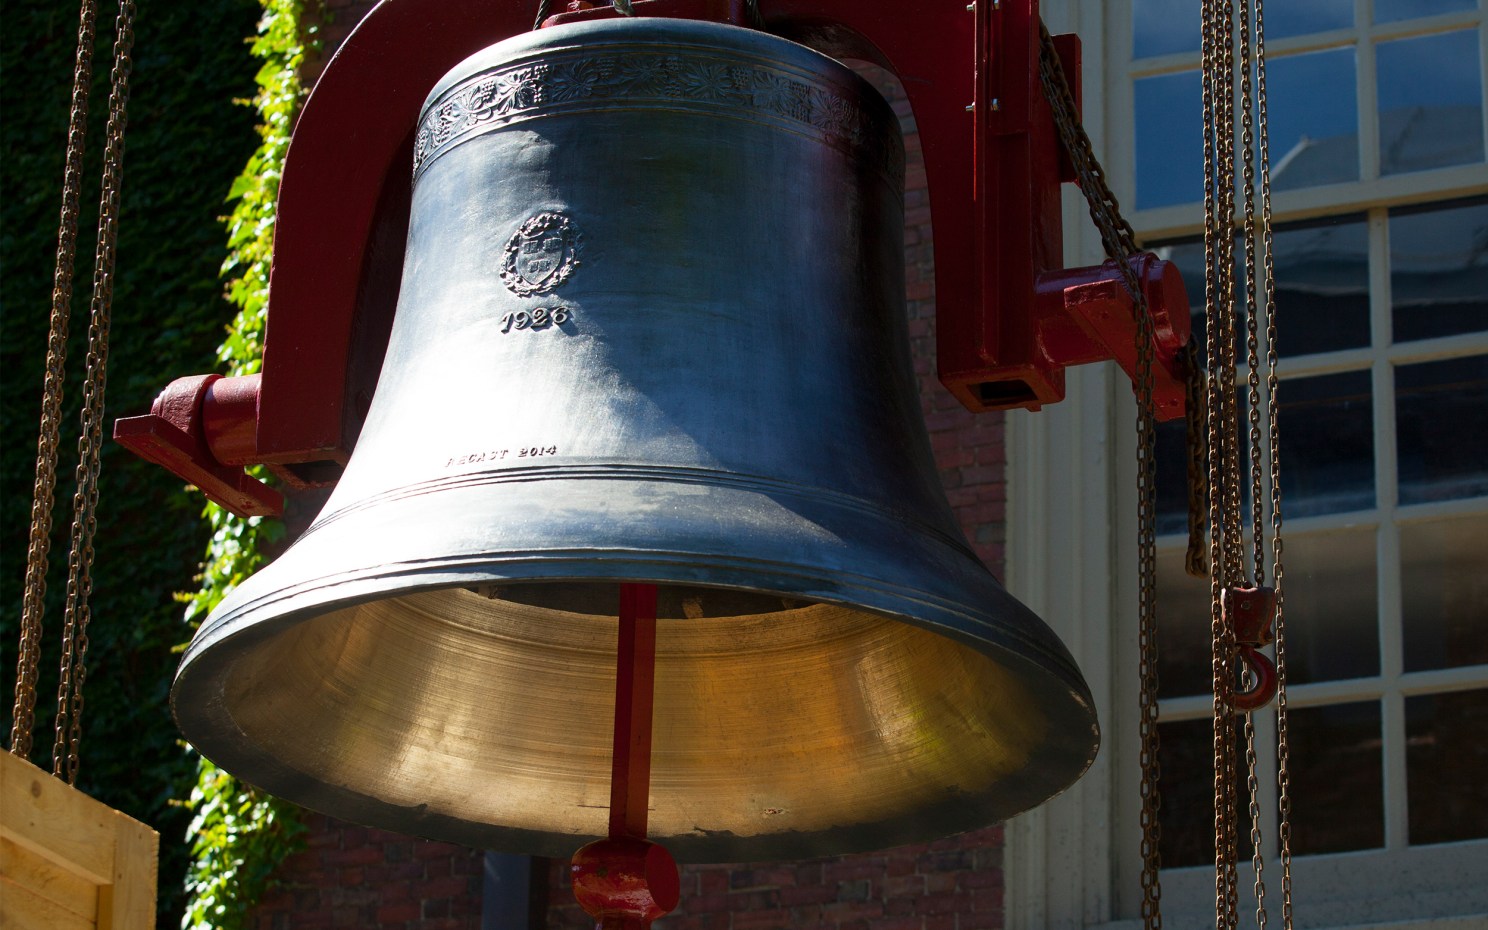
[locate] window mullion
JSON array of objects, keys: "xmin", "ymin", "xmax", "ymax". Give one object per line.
[
  {"xmin": 1357, "ymin": 2, "xmax": 1381, "ymax": 182},
  {"xmin": 1369, "ymin": 205, "xmax": 1410, "ymax": 853}
]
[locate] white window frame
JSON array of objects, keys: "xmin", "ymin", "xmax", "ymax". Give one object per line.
[{"xmin": 1004, "ymin": 2, "xmax": 1488, "ymax": 927}]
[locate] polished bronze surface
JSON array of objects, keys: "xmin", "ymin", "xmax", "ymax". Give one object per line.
[{"xmin": 172, "ymin": 18, "xmax": 1099, "ymax": 861}]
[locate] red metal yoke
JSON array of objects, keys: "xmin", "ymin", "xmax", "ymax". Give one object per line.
[{"xmin": 115, "ymin": 0, "xmax": 1190, "ymax": 519}]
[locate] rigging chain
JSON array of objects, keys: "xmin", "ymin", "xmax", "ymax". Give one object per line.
[
  {"xmin": 1036, "ymin": 25, "xmax": 1163, "ymax": 930},
  {"xmin": 1252, "ymin": 0, "xmax": 1296, "ymax": 919},
  {"xmin": 1201, "ymin": 0, "xmax": 1292, "ymax": 926},
  {"xmin": 49, "ymin": 0, "xmax": 134, "ymax": 786},
  {"xmin": 10, "ymin": 0, "xmax": 99, "ymax": 761}
]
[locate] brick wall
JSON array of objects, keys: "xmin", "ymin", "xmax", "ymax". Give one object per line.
[
  {"xmin": 544, "ymin": 828, "xmax": 1005, "ymax": 930},
  {"xmin": 248, "ymin": 9, "xmax": 1009, "ymax": 929},
  {"xmin": 251, "ymin": 815, "xmax": 485, "ymax": 929}
]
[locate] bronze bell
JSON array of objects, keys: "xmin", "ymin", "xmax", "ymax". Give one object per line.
[{"xmin": 172, "ymin": 18, "xmax": 1099, "ymax": 862}]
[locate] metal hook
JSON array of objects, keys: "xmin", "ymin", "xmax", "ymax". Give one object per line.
[{"xmin": 1230, "ymin": 645, "xmax": 1277, "ymax": 711}]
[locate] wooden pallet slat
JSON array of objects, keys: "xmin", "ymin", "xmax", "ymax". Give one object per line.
[{"xmin": 0, "ymin": 751, "xmax": 158, "ymax": 930}]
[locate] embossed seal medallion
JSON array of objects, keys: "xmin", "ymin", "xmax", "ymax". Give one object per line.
[{"xmin": 500, "ymin": 212, "xmax": 580, "ymax": 296}]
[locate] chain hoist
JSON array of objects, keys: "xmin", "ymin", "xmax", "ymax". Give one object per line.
[
  {"xmin": 1198, "ymin": 0, "xmax": 1292, "ymax": 926},
  {"xmin": 1042, "ymin": 1, "xmax": 1292, "ymax": 924}
]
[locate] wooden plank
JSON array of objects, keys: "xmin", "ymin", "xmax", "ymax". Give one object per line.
[
  {"xmin": 1, "ymin": 752, "xmax": 114, "ymax": 883},
  {"xmin": 98, "ymin": 811, "xmax": 158, "ymax": 930},
  {"xmin": 0, "ymin": 875, "xmax": 96, "ymax": 930},
  {"xmin": 1, "ymin": 751, "xmax": 159, "ymax": 930},
  {"xmin": 0, "ymin": 835, "xmax": 98, "ymax": 920}
]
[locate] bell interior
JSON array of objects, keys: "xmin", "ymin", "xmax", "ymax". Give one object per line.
[{"xmin": 220, "ymin": 583, "xmax": 1049, "ymax": 860}]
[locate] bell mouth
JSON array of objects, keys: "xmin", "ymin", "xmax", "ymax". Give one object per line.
[
  {"xmin": 463, "ymin": 580, "xmax": 804, "ymax": 619},
  {"xmin": 179, "ymin": 579, "xmax": 1093, "ymax": 862}
]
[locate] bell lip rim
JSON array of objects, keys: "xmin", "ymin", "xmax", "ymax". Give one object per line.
[
  {"xmin": 172, "ymin": 557, "xmax": 1099, "ymax": 861},
  {"xmin": 166, "ymin": 736, "xmax": 1098, "ymax": 864},
  {"xmin": 418, "ymin": 16, "xmax": 900, "ymax": 128},
  {"xmin": 178, "ymin": 550, "xmax": 1092, "ymax": 699}
]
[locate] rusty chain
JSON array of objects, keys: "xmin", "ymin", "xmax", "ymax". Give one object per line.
[
  {"xmin": 1239, "ymin": 0, "xmax": 1264, "ymax": 918},
  {"xmin": 10, "ymin": 0, "xmax": 99, "ymax": 762},
  {"xmin": 1255, "ymin": 0, "xmax": 1294, "ymax": 921},
  {"xmin": 50, "ymin": 0, "xmax": 135, "ymax": 785},
  {"xmin": 1037, "ymin": 24, "xmax": 1163, "ymax": 930},
  {"xmin": 1183, "ymin": 342, "xmax": 1210, "ymax": 578},
  {"xmin": 1202, "ymin": 0, "xmax": 1293, "ymax": 925},
  {"xmin": 1201, "ymin": 0, "xmax": 1241, "ymax": 923}
]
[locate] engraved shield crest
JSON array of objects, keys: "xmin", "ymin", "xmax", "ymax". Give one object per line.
[{"xmin": 501, "ymin": 212, "xmax": 580, "ymax": 296}]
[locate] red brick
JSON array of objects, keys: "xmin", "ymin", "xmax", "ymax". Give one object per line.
[
  {"xmin": 884, "ymin": 874, "xmax": 926, "ymax": 898},
  {"xmin": 321, "ymin": 845, "xmax": 383, "ymax": 867},
  {"xmin": 731, "ymin": 908, "xmax": 795, "ymax": 929},
  {"xmin": 780, "ymin": 883, "xmax": 840, "ymax": 907},
  {"xmin": 374, "ymin": 901, "xmax": 420, "ymax": 923}
]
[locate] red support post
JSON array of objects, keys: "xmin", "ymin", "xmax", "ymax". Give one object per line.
[
  {"xmin": 570, "ymin": 583, "xmax": 680, "ymax": 930},
  {"xmin": 611, "ymin": 583, "xmax": 659, "ymax": 841}
]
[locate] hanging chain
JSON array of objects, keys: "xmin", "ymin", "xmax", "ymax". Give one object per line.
[
  {"xmin": 10, "ymin": 0, "xmax": 99, "ymax": 761},
  {"xmin": 1254, "ymin": 0, "xmax": 1294, "ymax": 922},
  {"xmin": 1184, "ymin": 340, "xmax": 1209, "ymax": 578},
  {"xmin": 1201, "ymin": 0, "xmax": 1242, "ymax": 922},
  {"xmin": 1239, "ymin": 0, "xmax": 1265, "ymax": 585},
  {"xmin": 51, "ymin": 0, "xmax": 135, "ymax": 785},
  {"xmin": 1037, "ymin": 25, "xmax": 1163, "ymax": 930},
  {"xmin": 1203, "ymin": 0, "xmax": 1292, "ymax": 924},
  {"xmin": 1232, "ymin": 0, "xmax": 1267, "ymax": 922}
]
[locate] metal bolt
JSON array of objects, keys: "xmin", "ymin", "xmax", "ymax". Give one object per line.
[
  {"xmin": 990, "ymin": 98, "xmax": 1000, "ymax": 111},
  {"xmin": 966, "ymin": 102, "xmax": 975, "ymax": 112}
]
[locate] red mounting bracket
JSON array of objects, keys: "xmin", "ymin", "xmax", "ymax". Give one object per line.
[{"xmin": 114, "ymin": 0, "xmax": 1190, "ymax": 517}]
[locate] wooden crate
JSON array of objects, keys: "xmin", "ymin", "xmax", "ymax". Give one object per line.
[{"xmin": 1, "ymin": 750, "xmax": 158, "ymax": 930}]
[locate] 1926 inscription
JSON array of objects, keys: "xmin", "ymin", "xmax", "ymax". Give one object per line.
[{"xmin": 501, "ymin": 306, "xmax": 571, "ymax": 333}]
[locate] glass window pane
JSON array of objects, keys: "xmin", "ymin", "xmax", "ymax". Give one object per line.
[
  {"xmin": 1401, "ymin": 515, "xmax": 1488, "ymax": 672},
  {"xmin": 1275, "ymin": 528, "xmax": 1380, "ymax": 684},
  {"xmin": 1376, "ymin": 0, "xmax": 1477, "ymax": 25},
  {"xmin": 1280, "ymin": 370, "xmax": 1376, "ymax": 516},
  {"xmin": 1269, "ymin": 0, "xmax": 1352, "ymax": 39},
  {"xmin": 1378, "ymin": 30, "xmax": 1485, "ymax": 177},
  {"xmin": 1290, "ymin": 701, "xmax": 1385, "ymax": 855},
  {"xmin": 1133, "ymin": 0, "xmax": 1200, "ymax": 58},
  {"xmin": 1131, "ymin": 0, "xmax": 1357, "ymax": 57},
  {"xmin": 1274, "ymin": 215, "xmax": 1371, "ymax": 356},
  {"xmin": 1157, "ymin": 718, "xmax": 1252, "ymax": 868},
  {"xmin": 1390, "ymin": 197, "xmax": 1488, "ymax": 342},
  {"xmin": 1136, "ymin": 70, "xmax": 1203, "ymax": 209},
  {"xmin": 1156, "ymin": 548, "xmax": 1214, "ymax": 698},
  {"xmin": 1396, "ymin": 355, "xmax": 1488, "ymax": 504},
  {"xmin": 1269, "ymin": 48, "xmax": 1360, "ymax": 192},
  {"xmin": 1155, "ymin": 419, "xmax": 1192, "ymax": 537},
  {"xmin": 1407, "ymin": 688, "xmax": 1488, "ymax": 846}
]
